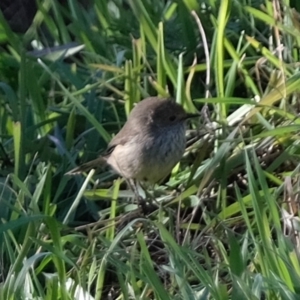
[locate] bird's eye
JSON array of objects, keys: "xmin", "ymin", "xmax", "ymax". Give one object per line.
[{"xmin": 169, "ymin": 115, "xmax": 176, "ymax": 121}]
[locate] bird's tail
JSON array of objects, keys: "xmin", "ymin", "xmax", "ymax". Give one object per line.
[{"xmin": 65, "ymin": 157, "xmax": 107, "ymax": 175}]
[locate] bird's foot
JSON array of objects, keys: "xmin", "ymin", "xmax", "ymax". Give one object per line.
[{"xmin": 137, "ymin": 196, "xmax": 158, "ymax": 215}]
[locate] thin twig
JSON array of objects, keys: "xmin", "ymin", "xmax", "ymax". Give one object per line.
[
  {"xmin": 191, "ymin": 10, "xmax": 211, "ymax": 99},
  {"xmin": 191, "ymin": 10, "xmax": 212, "ymax": 127}
]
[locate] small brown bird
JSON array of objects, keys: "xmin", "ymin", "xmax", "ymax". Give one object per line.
[{"xmin": 67, "ymin": 97, "xmax": 198, "ymax": 184}]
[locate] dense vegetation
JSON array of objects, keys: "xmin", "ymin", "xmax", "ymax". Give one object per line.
[{"xmin": 1, "ymin": 0, "xmax": 300, "ymax": 299}]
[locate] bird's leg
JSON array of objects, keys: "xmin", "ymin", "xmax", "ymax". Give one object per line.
[
  {"xmin": 127, "ymin": 179, "xmax": 140, "ymax": 198},
  {"xmin": 138, "ymin": 182, "xmax": 160, "ymax": 213},
  {"xmin": 127, "ymin": 179, "xmax": 148, "ymax": 213},
  {"xmin": 139, "ymin": 182, "xmax": 153, "ymax": 201},
  {"xmin": 128, "ymin": 180, "xmax": 160, "ymax": 214}
]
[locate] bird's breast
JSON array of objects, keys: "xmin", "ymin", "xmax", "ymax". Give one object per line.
[
  {"xmin": 106, "ymin": 124, "xmax": 186, "ymax": 183},
  {"xmin": 138, "ymin": 124, "xmax": 186, "ymax": 182}
]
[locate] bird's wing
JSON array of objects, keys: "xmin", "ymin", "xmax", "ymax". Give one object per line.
[{"xmin": 105, "ymin": 120, "xmax": 138, "ymax": 155}]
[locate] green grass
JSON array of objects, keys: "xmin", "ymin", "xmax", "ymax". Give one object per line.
[{"xmin": 1, "ymin": 0, "xmax": 300, "ymax": 299}]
